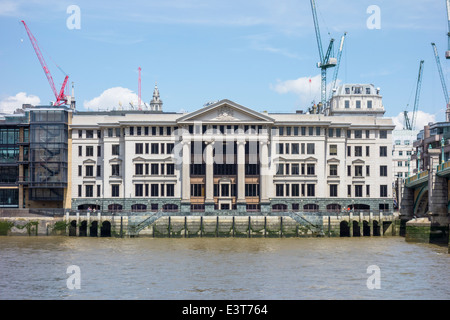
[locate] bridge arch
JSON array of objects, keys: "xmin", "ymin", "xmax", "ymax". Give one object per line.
[
  {"xmin": 413, "ymin": 186, "xmax": 428, "ymax": 216},
  {"xmin": 340, "ymin": 221, "xmax": 350, "ymax": 237},
  {"xmin": 100, "ymin": 221, "xmax": 111, "ymax": 237}
]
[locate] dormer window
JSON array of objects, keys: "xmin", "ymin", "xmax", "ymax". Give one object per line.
[
  {"xmin": 345, "ymin": 88, "xmax": 350, "ymax": 94},
  {"xmin": 354, "ymin": 87, "xmax": 362, "ymax": 94},
  {"xmin": 366, "ymin": 88, "xmax": 371, "ymax": 94}
]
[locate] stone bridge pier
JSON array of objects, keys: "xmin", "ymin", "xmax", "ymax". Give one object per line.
[{"xmin": 401, "ymin": 152, "xmax": 450, "ymax": 248}]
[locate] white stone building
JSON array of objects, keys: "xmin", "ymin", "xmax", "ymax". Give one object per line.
[{"xmin": 70, "ymin": 84, "xmax": 395, "ymax": 214}]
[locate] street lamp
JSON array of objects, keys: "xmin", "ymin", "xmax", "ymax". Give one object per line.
[
  {"xmin": 441, "ymin": 137, "xmax": 445, "ymax": 164},
  {"xmin": 417, "ymin": 149, "xmax": 421, "ymax": 173},
  {"xmin": 407, "ymin": 156, "xmax": 410, "ymax": 177}
]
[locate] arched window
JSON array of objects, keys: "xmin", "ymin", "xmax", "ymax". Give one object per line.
[{"xmin": 303, "ymin": 204, "xmax": 319, "ymax": 212}]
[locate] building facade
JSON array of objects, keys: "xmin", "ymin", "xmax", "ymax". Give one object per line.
[
  {"xmin": 70, "ymin": 84, "xmax": 395, "ymax": 214},
  {"xmin": 0, "ymin": 106, "xmax": 72, "ymax": 209}
]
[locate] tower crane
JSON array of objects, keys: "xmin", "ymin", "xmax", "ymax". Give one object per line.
[
  {"xmin": 431, "ymin": 43, "xmax": 449, "ymax": 105},
  {"xmin": 404, "ymin": 60, "xmax": 424, "ymax": 131},
  {"xmin": 328, "ymin": 32, "xmax": 347, "ymax": 101},
  {"xmin": 21, "ymin": 20, "xmax": 69, "ymax": 106},
  {"xmin": 310, "ymin": 0, "xmax": 337, "ymax": 114},
  {"xmin": 446, "ymin": 0, "xmax": 450, "ymax": 59}
]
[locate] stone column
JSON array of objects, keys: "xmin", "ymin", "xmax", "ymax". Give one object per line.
[
  {"xmin": 259, "ymin": 139, "xmax": 270, "ymax": 213},
  {"xmin": 205, "ymin": 140, "xmax": 215, "ymax": 214},
  {"xmin": 237, "ymin": 139, "xmax": 246, "ymax": 213},
  {"xmin": 181, "ymin": 138, "xmax": 191, "ymax": 213},
  {"xmin": 428, "ymin": 151, "xmax": 448, "ymax": 225}
]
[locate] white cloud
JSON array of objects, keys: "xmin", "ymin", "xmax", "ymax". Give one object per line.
[
  {"xmin": 392, "ymin": 110, "xmax": 436, "ymax": 130},
  {"xmin": 270, "ymin": 74, "xmax": 340, "ymax": 106},
  {"xmin": 0, "ymin": 92, "xmax": 41, "ymax": 114},
  {"xmin": 83, "ymin": 87, "xmax": 139, "ymax": 111}
]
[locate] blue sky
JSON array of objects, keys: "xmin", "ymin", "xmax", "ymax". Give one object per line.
[{"xmin": 0, "ymin": 0, "xmax": 449, "ymax": 128}]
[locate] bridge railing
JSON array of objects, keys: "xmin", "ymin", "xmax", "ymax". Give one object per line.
[{"xmin": 405, "ymin": 170, "xmax": 428, "ymax": 185}]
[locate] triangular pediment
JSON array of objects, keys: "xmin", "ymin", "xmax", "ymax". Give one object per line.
[
  {"xmin": 352, "ymin": 159, "xmax": 365, "ymax": 164},
  {"xmin": 177, "ymin": 99, "xmax": 274, "ymax": 124},
  {"xmin": 327, "ymin": 157, "xmax": 340, "ymax": 163},
  {"xmin": 109, "ymin": 157, "xmax": 122, "ymax": 163},
  {"xmin": 132, "ymin": 156, "xmax": 146, "ymax": 162},
  {"xmin": 83, "ymin": 159, "xmax": 96, "ymax": 164}
]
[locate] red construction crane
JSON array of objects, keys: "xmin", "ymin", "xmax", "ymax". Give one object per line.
[
  {"xmin": 138, "ymin": 67, "xmax": 142, "ymax": 110},
  {"xmin": 21, "ymin": 20, "xmax": 69, "ymax": 106}
]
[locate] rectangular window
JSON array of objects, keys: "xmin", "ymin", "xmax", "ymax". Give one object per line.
[
  {"xmin": 111, "ymin": 184, "xmax": 119, "ymax": 197},
  {"xmin": 151, "ymin": 164, "xmax": 159, "ymax": 175},
  {"xmin": 129, "ymin": 127, "xmax": 134, "ymax": 136},
  {"xmin": 276, "ymin": 184, "xmax": 284, "ymax": 197},
  {"xmin": 291, "ymin": 164, "xmax": 299, "ymax": 175},
  {"xmin": 78, "ymin": 165, "xmax": 82, "ymax": 177},
  {"xmin": 115, "ymin": 128, "xmax": 121, "ymax": 137},
  {"xmin": 307, "ymin": 164, "xmax": 315, "ymax": 175},
  {"xmin": 380, "ymin": 146, "xmax": 387, "ymax": 157},
  {"xmin": 355, "ymin": 130, "xmax": 362, "ymax": 139},
  {"xmin": 345, "ymin": 100, "xmax": 350, "ymax": 108},
  {"xmin": 347, "ymin": 165, "xmax": 351, "ymax": 177},
  {"xmin": 291, "ymin": 143, "xmax": 299, "ymax": 154},
  {"xmin": 308, "ymin": 127, "xmax": 314, "ymax": 136},
  {"xmin": 307, "ymin": 184, "xmax": 315, "ymax": 197},
  {"xmin": 328, "ymin": 128, "xmax": 334, "ymax": 137},
  {"xmin": 144, "ymin": 126, "xmax": 149, "ymax": 136},
  {"xmin": 78, "ymin": 146, "xmax": 82, "ymax": 156},
  {"xmin": 277, "ymin": 143, "xmax": 284, "ymax": 155},
  {"xmin": 316, "ymin": 127, "xmax": 321, "ymax": 136},
  {"xmin": 86, "ymin": 130, "xmax": 94, "ymax": 138},
  {"xmin": 366, "ymin": 185, "xmax": 370, "ymax": 197},
  {"xmin": 78, "ymin": 185, "xmax": 82, "ymax": 197},
  {"xmin": 380, "ymin": 130, "xmax": 387, "ymax": 139},
  {"xmin": 327, "ymin": 144, "xmax": 336, "ymax": 156},
  {"xmin": 355, "ymin": 146, "xmax": 362, "ymax": 157},
  {"xmin": 306, "ymin": 143, "xmax": 315, "ymax": 154},
  {"xmin": 151, "ymin": 143, "xmax": 159, "ymax": 154},
  {"xmin": 112, "ymin": 144, "xmax": 120, "ymax": 156},
  {"xmin": 366, "ymin": 146, "xmax": 370, "ymax": 157},
  {"xmin": 97, "ymin": 185, "xmax": 101, "ymax": 197},
  {"xmin": 356, "ymin": 100, "xmax": 361, "ymax": 108},
  {"xmin": 330, "ymin": 164, "xmax": 338, "ymax": 176},
  {"xmin": 151, "ymin": 184, "xmax": 159, "ymax": 197},
  {"xmin": 86, "ymin": 146, "xmax": 94, "ymax": 157},
  {"xmin": 111, "ymin": 164, "xmax": 120, "ymax": 176},
  {"xmin": 96, "ymin": 165, "xmax": 101, "ymax": 177},
  {"xmin": 347, "ymin": 146, "xmax": 351, "ymax": 157},
  {"xmin": 380, "ymin": 185, "xmax": 388, "ymax": 197},
  {"xmin": 135, "ymin": 164, "xmax": 143, "ymax": 175},
  {"xmin": 97, "ymin": 146, "xmax": 101, "ymax": 157},
  {"xmin": 85, "ymin": 185, "xmax": 93, "ymax": 197},
  {"xmin": 301, "ymin": 127, "xmax": 306, "ymax": 136},
  {"xmin": 166, "ymin": 184, "xmax": 175, "ymax": 197},
  {"xmin": 135, "ymin": 184, "xmax": 143, "ymax": 197},
  {"xmin": 135, "ymin": 143, "xmax": 143, "ymax": 154},
  {"xmin": 78, "ymin": 130, "xmax": 83, "ymax": 138},
  {"xmin": 190, "ymin": 184, "xmax": 204, "ymax": 197},
  {"xmin": 380, "ymin": 165, "xmax": 388, "ymax": 177},
  {"xmin": 85, "ymin": 165, "xmax": 94, "ymax": 177},
  {"xmin": 167, "ymin": 143, "xmax": 174, "ymax": 154},
  {"xmin": 355, "ymin": 165, "xmax": 363, "ymax": 177},
  {"xmin": 366, "ymin": 165, "xmax": 370, "ymax": 177},
  {"xmin": 336, "ymin": 128, "xmax": 341, "ymax": 137},
  {"xmin": 330, "ymin": 184, "xmax": 338, "ymax": 197},
  {"xmin": 294, "ymin": 127, "xmax": 299, "ymax": 136},
  {"xmin": 347, "ymin": 185, "xmax": 351, "ymax": 197},
  {"xmin": 367, "ymin": 100, "xmax": 372, "ymax": 109},
  {"xmin": 166, "ymin": 163, "xmax": 175, "ymax": 175},
  {"xmin": 355, "ymin": 185, "xmax": 363, "ymax": 197},
  {"xmin": 136, "ymin": 126, "xmax": 142, "ymax": 136}
]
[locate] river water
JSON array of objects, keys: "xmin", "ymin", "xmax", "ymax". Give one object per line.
[{"xmin": 0, "ymin": 236, "xmax": 449, "ymax": 300}]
